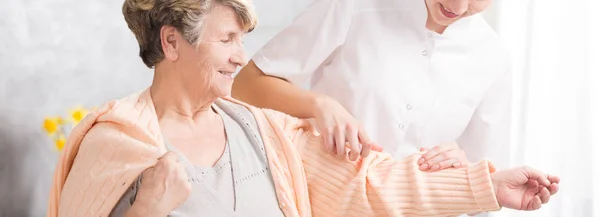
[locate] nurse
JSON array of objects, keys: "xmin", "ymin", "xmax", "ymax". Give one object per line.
[{"xmin": 233, "ymin": 0, "xmax": 511, "ymax": 174}]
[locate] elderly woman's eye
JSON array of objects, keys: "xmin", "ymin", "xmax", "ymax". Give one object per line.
[{"xmin": 220, "ymin": 38, "xmax": 232, "ymax": 43}]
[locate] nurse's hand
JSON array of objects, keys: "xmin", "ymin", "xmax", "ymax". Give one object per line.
[
  {"xmin": 418, "ymin": 142, "xmax": 470, "ymax": 171},
  {"xmin": 312, "ymin": 95, "xmax": 383, "ymax": 161}
]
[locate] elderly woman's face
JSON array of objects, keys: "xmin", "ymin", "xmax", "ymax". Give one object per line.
[
  {"xmin": 178, "ymin": 5, "xmax": 247, "ymax": 97},
  {"xmin": 425, "ymin": 0, "xmax": 492, "ymax": 26}
]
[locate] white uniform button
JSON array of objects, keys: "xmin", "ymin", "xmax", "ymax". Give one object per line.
[
  {"xmin": 406, "ymin": 104, "xmax": 412, "ymax": 110},
  {"xmin": 427, "ymin": 32, "xmax": 433, "ymax": 37},
  {"xmin": 398, "ymin": 123, "xmax": 405, "ymax": 129},
  {"xmin": 422, "ymin": 50, "xmax": 428, "ymax": 56}
]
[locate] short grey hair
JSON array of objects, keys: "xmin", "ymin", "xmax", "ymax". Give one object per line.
[{"xmin": 122, "ymin": 0, "xmax": 258, "ymax": 68}]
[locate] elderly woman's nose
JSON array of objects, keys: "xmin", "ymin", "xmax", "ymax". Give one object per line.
[{"xmin": 230, "ymin": 51, "xmax": 247, "ymax": 66}]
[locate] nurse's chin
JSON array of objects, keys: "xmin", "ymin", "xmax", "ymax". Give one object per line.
[{"xmin": 431, "ymin": 14, "xmax": 464, "ymax": 27}]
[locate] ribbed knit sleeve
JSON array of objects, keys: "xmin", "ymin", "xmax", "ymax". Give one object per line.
[{"xmin": 269, "ymin": 110, "xmax": 502, "ymax": 217}]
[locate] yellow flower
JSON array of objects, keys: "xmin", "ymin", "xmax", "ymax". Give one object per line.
[
  {"xmin": 56, "ymin": 116, "xmax": 65, "ymax": 125},
  {"xmin": 70, "ymin": 106, "xmax": 89, "ymax": 124},
  {"xmin": 43, "ymin": 117, "xmax": 60, "ymax": 135},
  {"xmin": 55, "ymin": 134, "xmax": 66, "ymax": 151}
]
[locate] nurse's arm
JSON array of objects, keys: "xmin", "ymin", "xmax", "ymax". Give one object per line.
[
  {"xmin": 457, "ymin": 65, "xmax": 512, "ymax": 169},
  {"xmin": 232, "ymin": 0, "xmax": 355, "ymax": 119},
  {"xmin": 233, "ymin": 60, "xmax": 326, "ymax": 119}
]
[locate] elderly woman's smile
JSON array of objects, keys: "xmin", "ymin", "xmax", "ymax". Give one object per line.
[{"xmin": 218, "ymin": 71, "xmax": 235, "ymax": 77}]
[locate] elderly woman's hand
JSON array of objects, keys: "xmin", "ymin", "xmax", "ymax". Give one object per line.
[
  {"xmin": 312, "ymin": 95, "xmax": 383, "ymax": 161},
  {"xmin": 418, "ymin": 142, "xmax": 470, "ymax": 171},
  {"xmin": 492, "ymin": 167, "xmax": 560, "ymax": 210},
  {"xmin": 130, "ymin": 152, "xmax": 191, "ymax": 217}
]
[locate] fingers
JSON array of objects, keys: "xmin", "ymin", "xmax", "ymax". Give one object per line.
[
  {"xmin": 527, "ymin": 179, "xmax": 540, "ymax": 190},
  {"xmin": 325, "ymin": 129, "xmax": 335, "ymax": 154},
  {"xmin": 358, "ymin": 128, "xmax": 381, "ymax": 156},
  {"xmin": 347, "ymin": 126, "xmax": 360, "ymax": 161},
  {"xmin": 143, "ymin": 152, "xmax": 185, "ymax": 182},
  {"xmin": 155, "ymin": 152, "xmax": 179, "ymax": 172},
  {"xmin": 548, "ymin": 183, "xmax": 559, "ymax": 195},
  {"xmin": 528, "ymin": 195, "xmax": 543, "ymax": 211},
  {"xmin": 159, "ymin": 152, "xmax": 186, "ymax": 173},
  {"xmin": 419, "ymin": 149, "xmax": 466, "ymax": 171},
  {"xmin": 421, "ymin": 144, "xmax": 454, "ymax": 161},
  {"xmin": 142, "ymin": 166, "xmax": 156, "ymax": 180},
  {"xmin": 427, "ymin": 158, "xmax": 462, "ymax": 171},
  {"xmin": 548, "ymin": 175, "xmax": 560, "ymax": 184},
  {"xmin": 419, "ymin": 154, "xmax": 449, "ymax": 171},
  {"xmin": 334, "ymin": 127, "xmax": 346, "ymax": 158},
  {"xmin": 417, "ymin": 148, "xmax": 428, "ymax": 167},
  {"xmin": 422, "ymin": 153, "xmax": 448, "ymax": 170},
  {"xmin": 177, "ymin": 164, "xmax": 191, "ymax": 186},
  {"xmin": 538, "ymin": 187, "xmax": 551, "ymax": 204},
  {"xmin": 324, "ymin": 122, "xmax": 379, "ymax": 160},
  {"xmin": 525, "ymin": 180, "xmax": 542, "ymax": 211},
  {"xmin": 370, "ymin": 143, "xmax": 384, "ymax": 152},
  {"xmin": 523, "ymin": 167, "xmax": 551, "ymax": 187},
  {"xmin": 358, "ymin": 127, "xmax": 383, "ymax": 153}
]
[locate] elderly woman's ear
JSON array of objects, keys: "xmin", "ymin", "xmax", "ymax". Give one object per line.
[{"xmin": 160, "ymin": 26, "xmax": 181, "ymax": 61}]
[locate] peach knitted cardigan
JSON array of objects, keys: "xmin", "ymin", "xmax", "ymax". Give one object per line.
[{"xmin": 47, "ymin": 89, "xmax": 500, "ymax": 217}]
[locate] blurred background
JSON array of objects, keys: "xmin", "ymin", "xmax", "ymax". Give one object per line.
[{"xmin": 0, "ymin": 0, "xmax": 598, "ymax": 216}]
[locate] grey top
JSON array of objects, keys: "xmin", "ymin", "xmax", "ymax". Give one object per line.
[{"xmin": 109, "ymin": 101, "xmax": 285, "ymax": 217}]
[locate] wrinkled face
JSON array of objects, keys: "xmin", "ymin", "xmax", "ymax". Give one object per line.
[
  {"xmin": 425, "ymin": 0, "xmax": 492, "ymax": 26},
  {"xmin": 176, "ymin": 4, "xmax": 247, "ymax": 98}
]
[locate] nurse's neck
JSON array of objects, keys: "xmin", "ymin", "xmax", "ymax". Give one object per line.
[{"xmin": 425, "ymin": 13, "xmax": 447, "ymax": 34}]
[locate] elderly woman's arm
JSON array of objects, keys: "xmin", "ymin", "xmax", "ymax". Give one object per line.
[
  {"xmin": 259, "ymin": 109, "xmax": 557, "ymax": 216},
  {"xmin": 260, "ymin": 109, "xmax": 499, "ymax": 216},
  {"xmin": 301, "ymin": 139, "xmax": 500, "ymax": 216},
  {"xmin": 299, "ymin": 139, "xmax": 500, "ymax": 216}
]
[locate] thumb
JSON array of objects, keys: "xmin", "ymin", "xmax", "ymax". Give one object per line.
[
  {"xmin": 358, "ymin": 129, "xmax": 383, "ymax": 152},
  {"xmin": 370, "ymin": 143, "xmax": 384, "ymax": 152}
]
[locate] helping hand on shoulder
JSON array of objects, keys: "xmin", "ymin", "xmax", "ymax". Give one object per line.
[
  {"xmin": 311, "ymin": 94, "xmax": 383, "ymax": 161},
  {"xmin": 310, "ymin": 94, "xmax": 469, "ymax": 169}
]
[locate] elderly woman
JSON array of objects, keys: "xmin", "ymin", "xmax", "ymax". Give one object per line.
[{"xmin": 47, "ymin": 0, "xmax": 560, "ymax": 216}]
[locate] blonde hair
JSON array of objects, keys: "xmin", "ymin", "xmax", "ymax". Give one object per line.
[{"xmin": 122, "ymin": 0, "xmax": 257, "ymax": 68}]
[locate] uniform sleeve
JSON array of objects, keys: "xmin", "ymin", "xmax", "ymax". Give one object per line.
[
  {"xmin": 252, "ymin": 0, "xmax": 354, "ymax": 86},
  {"xmin": 457, "ymin": 64, "xmax": 513, "ymax": 170}
]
